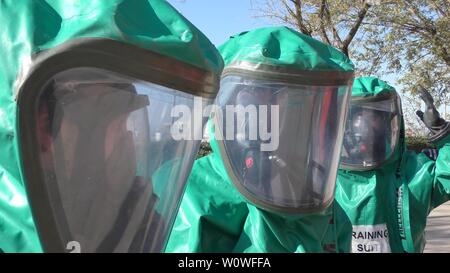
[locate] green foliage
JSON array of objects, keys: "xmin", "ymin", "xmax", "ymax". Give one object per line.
[
  {"xmin": 197, "ymin": 141, "xmax": 212, "ymax": 159},
  {"xmin": 353, "ymin": 0, "xmax": 450, "ymax": 103},
  {"xmin": 254, "ymin": 0, "xmax": 449, "ymax": 136},
  {"xmin": 406, "ymin": 135, "xmax": 435, "ymax": 153}
]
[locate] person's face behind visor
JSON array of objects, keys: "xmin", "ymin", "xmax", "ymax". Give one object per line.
[
  {"xmin": 348, "ymin": 109, "xmax": 387, "ymax": 161},
  {"xmin": 340, "ymin": 96, "xmax": 401, "ymax": 170}
]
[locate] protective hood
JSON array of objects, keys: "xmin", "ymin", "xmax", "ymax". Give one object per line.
[
  {"xmin": 351, "ymin": 76, "xmax": 398, "ymax": 98},
  {"xmin": 0, "ymin": 0, "xmax": 223, "ymax": 253},
  {"xmin": 219, "ymin": 26, "xmax": 354, "ymax": 72},
  {"xmin": 210, "ymin": 27, "xmax": 354, "ymax": 214}
]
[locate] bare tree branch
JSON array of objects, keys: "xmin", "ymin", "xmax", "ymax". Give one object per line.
[
  {"xmin": 322, "ymin": 0, "xmax": 343, "ymax": 48},
  {"xmin": 318, "ymin": 0, "xmax": 332, "ymax": 45},
  {"xmin": 289, "ymin": 0, "xmax": 313, "ymax": 36},
  {"xmin": 428, "ymin": 0, "xmax": 448, "ymax": 17},
  {"xmin": 341, "ymin": 1, "xmax": 371, "ymax": 56},
  {"xmin": 402, "ymin": 3, "xmax": 450, "ymax": 67}
]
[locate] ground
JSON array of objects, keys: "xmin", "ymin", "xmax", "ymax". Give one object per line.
[{"xmin": 424, "ymin": 201, "xmax": 450, "ymax": 253}]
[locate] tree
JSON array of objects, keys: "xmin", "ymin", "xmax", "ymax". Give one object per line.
[
  {"xmin": 353, "ymin": 0, "xmax": 449, "ymax": 103},
  {"xmin": 252, "ymin": 0, "xmax": 374, "ymax": 57},
  {"xmin": 253, "ymin": 0, "xmax": 449, "ymax": 137}
]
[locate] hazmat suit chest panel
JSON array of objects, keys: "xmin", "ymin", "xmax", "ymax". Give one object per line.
[
  {"xmin": 333, "ymin": 167, "xmax": 405, "ymax": 253},
  {"xmin": 165, "ymin": 154, "xmax": 334, "ymax": 253}
]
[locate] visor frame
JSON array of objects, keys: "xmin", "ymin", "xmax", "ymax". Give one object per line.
[
  {"xmin": 222, "ymin": 61, "xmax": 354, "ymax": 86},
  {"xmin": 16, "ymin": 38, "xmax": 218, "ymax": 253},
  {"xmin": 213, "ymin": 70, "xmax": 353, "ymax": 214}
]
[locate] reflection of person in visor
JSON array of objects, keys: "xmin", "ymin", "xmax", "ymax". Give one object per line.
[
  {"xmin": 165, "ymin": 27, "xmax": 355, "ymax": 253},
  {"xmin": 0, "ymin": 0, "xmax": 223, "ymax": 253},
  {"xmin": 233, "ymin": 87, "xmax": 275, "ymax": 198},
  {"xmin": 231, "ymin": 84, "xmax": 338, "ymax": 208},
  {"xmin": 325, "ymin": 77, "xmax": 450, "ymax": 253}
]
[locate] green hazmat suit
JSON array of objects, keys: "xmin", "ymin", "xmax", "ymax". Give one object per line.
[
  {"xmin": 330, "ymin": 76, "xmax": 450, "ymax": 253},
  {"xmin": 165, "ymin": 26, "xmax": 355, "ymax": 253},
  {"xmin": 0, "ymin": 0, "xmax": 223, "ymax": 253}
]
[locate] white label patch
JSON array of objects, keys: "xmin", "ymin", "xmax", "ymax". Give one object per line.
[{"xmin": 351, "ymin": 224, "xmax": 391, "ymax": 253}]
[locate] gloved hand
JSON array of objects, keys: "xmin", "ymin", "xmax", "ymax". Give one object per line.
[{"xmin": 416, "ymin": 88, "xmax": 450, "ymax": 144}]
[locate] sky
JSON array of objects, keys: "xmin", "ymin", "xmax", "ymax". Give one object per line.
[{"xmin": 167, "ymin": 0, "xmax": 273, "ymax": 46}]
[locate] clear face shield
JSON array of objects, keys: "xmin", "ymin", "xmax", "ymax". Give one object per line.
[
  {"xmin": 340, "ymin": 94, "xmax": 402, "ymax": 170},
  {"xmin": 33, "ymin": 67, "xmax": 208, "ymax": 252},
  {"xmin": 214, "ymin": 75, "xmax": 352, "ymax": 214}
]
